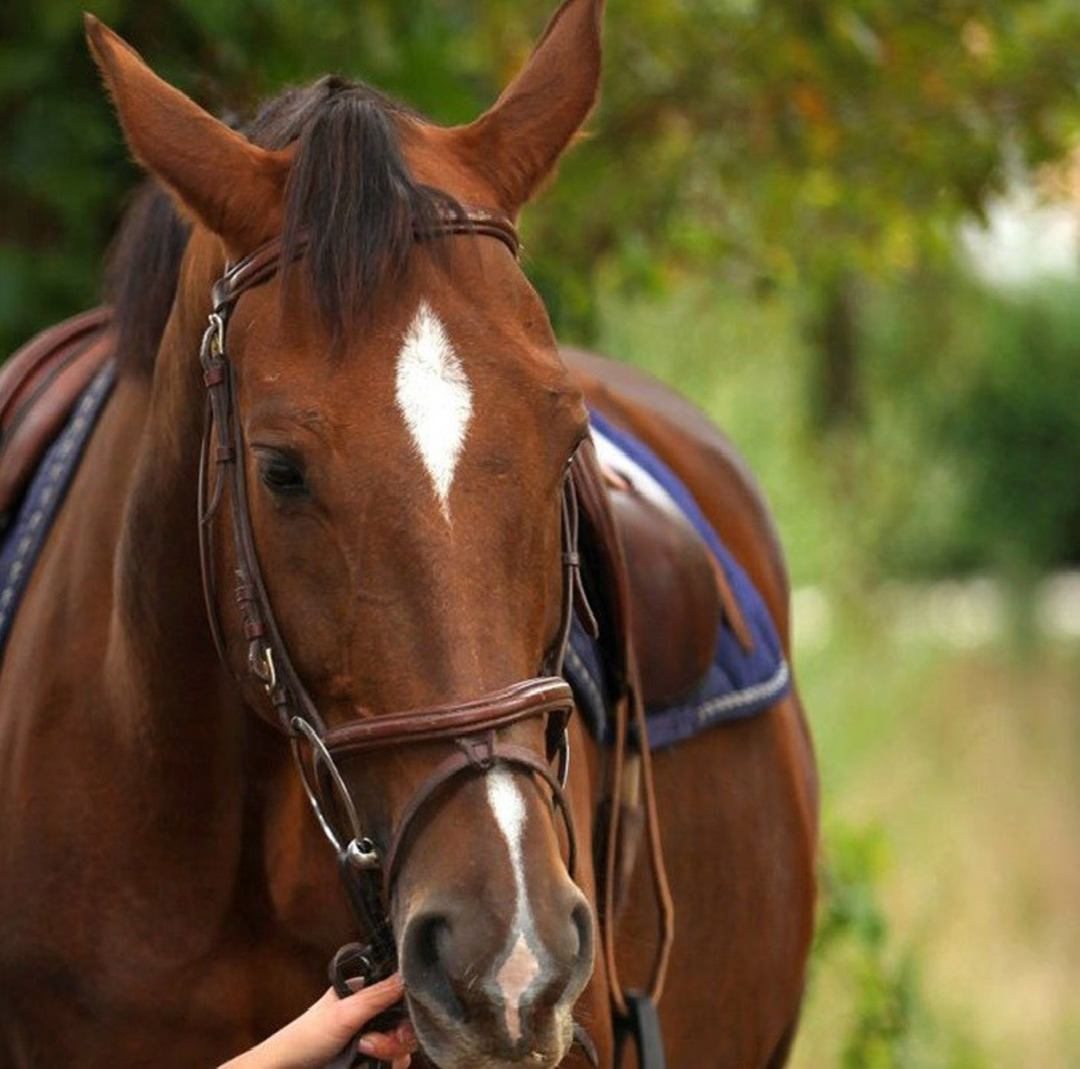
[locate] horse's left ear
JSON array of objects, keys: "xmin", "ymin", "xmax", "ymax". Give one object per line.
[
  {"xmin": 84, "ymin": 13, "xmax": 289, "ymax": 255},
  {"xmin": 451, "ymin": 0, "xmax": 604, "ymax": 215}
]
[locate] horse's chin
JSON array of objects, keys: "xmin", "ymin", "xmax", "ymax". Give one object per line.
[{"xmin": 409, "ymin": 998, "xmax": 574, "ymax": 1069}]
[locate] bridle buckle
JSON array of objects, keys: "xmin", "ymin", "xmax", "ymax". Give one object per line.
[
  {"xmin": 249, "ymin": 642, "xmax": 277, "ymax": 693},
  {"xmin": 202, "ymin": 312, "xmax": 224, "ymax": 359}
]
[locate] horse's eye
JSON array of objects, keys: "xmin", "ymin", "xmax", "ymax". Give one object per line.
[{"xmin": 258, "ymin": 453, "xmax": 308, "ymax": 498}]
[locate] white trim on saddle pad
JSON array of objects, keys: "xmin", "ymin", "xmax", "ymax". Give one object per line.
[{"xmin": 591, "ymin": 427, "xmax": 683, "ymax": 522}]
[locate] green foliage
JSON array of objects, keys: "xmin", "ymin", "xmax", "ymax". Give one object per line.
[
  {"xmin": 861, "ymin": 272, "xmax": 1080, "ymax": 576},
  {"xmin": 4, "ymin": 0, "xmax": 1080, "ymax": 351},
  {"xmin": 790, "ymin": 608, "xmax": 1080, "ymax": 1066},
  {"xmin": 556, "ymin": 0, "xmax": 1080, "ymax": 317},
  {"xmin": 809, "ymin": 822, "xmax": 987, "ymax": 1069},
  {"xmin": 814, "ymin": 824, "xmax": 916, "ymax": 1068}
]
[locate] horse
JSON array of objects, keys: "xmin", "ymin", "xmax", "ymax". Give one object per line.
[{"xmin": 0, "ymin": 2, "xmax": 818, "ymax": 1067}]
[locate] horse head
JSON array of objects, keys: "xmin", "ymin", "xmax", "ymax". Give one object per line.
[{"xmin": 86, "ymin": 3, "xmax": 604, "ymax": 1066}]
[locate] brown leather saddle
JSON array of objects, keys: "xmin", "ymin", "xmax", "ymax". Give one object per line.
[
  {"xmin": 573, "ymin": 437, "xmax": 752, "ymax": 713},
  {"xmin": 0, "ymin": 308, "xmax": 114, "ymax": 528}
]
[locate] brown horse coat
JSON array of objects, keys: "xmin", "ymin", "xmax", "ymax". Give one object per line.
[{"xmin": 0, "ymin": 3, "xmax": 816, "ymax": 1066}]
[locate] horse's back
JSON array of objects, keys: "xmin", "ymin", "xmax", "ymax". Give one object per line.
[{"xmin": 565, "ymin": 346, "xmax": 818, "ymax": 1067}]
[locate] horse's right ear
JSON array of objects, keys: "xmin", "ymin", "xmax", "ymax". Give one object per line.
[
  {"xmin": 449, "ymin": 0, "xmax": 604, "ymax": 216},
  {"xmin": 84, "ymin": 14, "xmax": 289, "ymax": 255}
]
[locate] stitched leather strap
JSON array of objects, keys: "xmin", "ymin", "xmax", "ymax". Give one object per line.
[
  {"xmin": 211, "ymin": 210, "xmax": 520, "ymax": 312},
  {"xmin": 322, "ymin": 677, "xmax": 573, "ymax": 755}
]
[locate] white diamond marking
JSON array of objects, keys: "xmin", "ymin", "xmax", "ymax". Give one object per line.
[{"xmin": 394, "ymin": 302, "xmax": 473, "ymax": 520}]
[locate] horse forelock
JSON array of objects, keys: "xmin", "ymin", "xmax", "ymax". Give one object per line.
[{"xmin": 105, "ymin": 75, "xmax": 461, "ymax": 376}]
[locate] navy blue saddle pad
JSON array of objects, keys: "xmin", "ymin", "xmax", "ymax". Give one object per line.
[
  {"xmin": 564, "ymin": 409, "xmax": 790, "ymax": 751},
  {"xmin": 0, "ymin": 362, "xmax": 117, "ymax": 654}
]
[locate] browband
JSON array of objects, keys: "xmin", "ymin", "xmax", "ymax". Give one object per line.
[{"xmin": 212, "ymin": 208, "xmax": 521, "ymax": 311}]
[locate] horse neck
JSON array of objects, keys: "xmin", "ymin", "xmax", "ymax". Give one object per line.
[{"xmin": 104, "ymin": 252, "xmax": 350, "ymax": 944}]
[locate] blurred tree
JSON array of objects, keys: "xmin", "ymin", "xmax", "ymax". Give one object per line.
[
  {"xmin": 558, "ymin": 0, "xmax": 1080, "ymax": 428},
  {"xmin": 3, "ymin": 0, "xmax": 1080, "ymax": 421},
  {"xmin": 863, "ymin": 271, "xmax": 1080, "ymax": 575}
]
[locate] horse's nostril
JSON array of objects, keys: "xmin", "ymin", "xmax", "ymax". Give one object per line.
[
  {"xmin": 571, "ymin": 900, "xmax": 594, "ymax": 967},
  {"xmin": 401, "ymin": 912, "xmax": 465, "ymax": 1022},
  {"xmin": 415, "ymin": 914, "xmax": 449, "ymax": 970},
  {"xmin": 402, "ymin": 890, "xmax": 593, "ymax": 1044},
  {"xmin": 529, "ymin": 896, "xmax": 595, "ymax": 1017}
]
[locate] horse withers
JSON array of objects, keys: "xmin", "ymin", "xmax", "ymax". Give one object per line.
[{"xmin": 0, "ymin": 2, "xmax": 817, "ymax": 1066}]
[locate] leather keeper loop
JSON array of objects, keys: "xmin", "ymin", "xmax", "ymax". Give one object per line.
[{"xmin": 456, "ymin": 731, "xmax": 497, "ymax": 771}]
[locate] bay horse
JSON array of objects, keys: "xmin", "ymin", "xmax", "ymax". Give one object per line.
[{"xmin": 0, "ymin": 2, "xmax": 817, "ymax": 1067}]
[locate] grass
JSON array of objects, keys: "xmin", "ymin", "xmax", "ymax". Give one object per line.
[
  {"xmin": 794, "ymin": 625, "xmax": 1080, "ymax": 1067},
  {"xmin": 594, "ymin": 285, "xmax": 1080, "ymax": 1066}
]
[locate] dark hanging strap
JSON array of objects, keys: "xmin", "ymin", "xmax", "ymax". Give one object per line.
[
  {"xmin": 322, "ymin": 945, "xmax": 405, "ymax": 1069},
  {"xmin": 615, "ymin": 991, "xmax": 667, "ymax": 1069}
]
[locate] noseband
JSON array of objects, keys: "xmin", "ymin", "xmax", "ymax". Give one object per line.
[{"xmin": 196, "ymin": 208, "xmax": 593, "ymax": 1004}]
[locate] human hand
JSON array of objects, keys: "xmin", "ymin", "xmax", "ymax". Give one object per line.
[{"xmin": 219, "ymin": 973, "xmax": 417, "ymax": 1069}]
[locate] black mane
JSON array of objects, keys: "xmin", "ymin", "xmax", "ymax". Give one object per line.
[{"xmin": 105, "ymin": 76, "xmax": 457, "ymax": 374}]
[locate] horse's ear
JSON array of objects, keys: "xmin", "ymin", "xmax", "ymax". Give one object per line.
[
  {"xmin": 84, "ymin": 14, "xmax": 288, "ymax": 254},
  {"xmin": 451, "ymin": 0, "xmax": 604, "ymax": 215}
]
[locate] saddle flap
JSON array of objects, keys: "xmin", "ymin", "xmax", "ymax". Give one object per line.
[
  {"xmin": 571, "ymin": 438, "xmax": 635, "ymax": 700},
  {"xmin": 573, "ymin": 433, "xmax": 727, "ymax": 711},
  {"xmin": 0, "ymin": 308, "xmax": 113, "ymax": 524},
  {"xmin": 609, "ymin": 483, "xmax": 723, "ymax": 707}
]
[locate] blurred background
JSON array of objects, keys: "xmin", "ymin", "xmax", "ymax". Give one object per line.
[{"xmin": 2, "ymin": 0, "xmax": 1078, "ymax": 1063}]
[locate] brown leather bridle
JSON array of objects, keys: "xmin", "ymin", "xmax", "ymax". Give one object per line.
[{"xmin": 195, "ymin": 208, "xmax": 598, "ymax": 1027}]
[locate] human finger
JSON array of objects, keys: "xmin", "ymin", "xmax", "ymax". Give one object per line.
[
  {"xmin": 220, "ymin": 977, "xmax": 408, "ymax": 1069},
  {"xmin": 357, "ymin": 1020, "xmax": 418, "ymax": 1062},
  {"xmin": 329, "ymin": 973, "xmax": 406, "ymax": 1037}
]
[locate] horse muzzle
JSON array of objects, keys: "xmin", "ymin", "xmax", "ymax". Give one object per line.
[{"xmin": 398, "ymin": 881, "xmax": 594, "ymax": 1069}]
